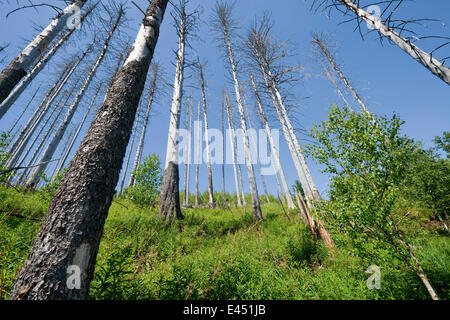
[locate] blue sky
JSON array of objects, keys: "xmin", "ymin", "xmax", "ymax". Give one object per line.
[{"xmin": 0, "ymin": 0, "xmax": 449, "ymax": 198}]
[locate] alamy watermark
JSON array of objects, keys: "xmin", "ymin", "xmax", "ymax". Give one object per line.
[
  {"xmin": 66, "ymin": 5, "xmax": 82, "ymax": 30},
  {"xmin": 366, "ymin": 5, "xmax": 382, "ymax": 30},
  {"xmin": 170, "ymin": 122, "xmax": 280, "ymax": 175}
]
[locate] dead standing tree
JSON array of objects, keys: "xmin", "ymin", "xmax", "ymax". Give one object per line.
[
  {"xmin": 212, "ymin": 1, "xmax": 263, "ymax": 221},
  {"xmin": 25, "ymin": 6, "xmax": 125, "ymax": 188},
  {"xmin": 9, "ymin": 0, "xmax": 169, "ymax": 300},
  {"xmin": 310, "ymin": 0, "xmax": 450, "ymax": 85},
  {"xmin": 160, "ymin": 0, "xmax": 198, "ymax": 220},
  {"xmin": 0, "ymin": 0, "xmax": 90, "ymax": 109}
]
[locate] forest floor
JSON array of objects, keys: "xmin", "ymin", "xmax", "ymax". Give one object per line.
[{"xmin": 0, "ymin": 185, "xmax": 448, "ymax": 300}]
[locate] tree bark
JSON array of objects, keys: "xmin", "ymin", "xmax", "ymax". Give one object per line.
[
  {"xmin": 9, "ymin": 0, "xmax": 168, "ymax": 300},
  {"xmin": 0, "ymin": 0, "xmax": 89, "ymax": 108}
]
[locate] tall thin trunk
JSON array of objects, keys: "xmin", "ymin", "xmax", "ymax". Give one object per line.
[
  {"xmin": 0, "ymin": 0, "xmax": 89, "ymax": 108},
  {"xmin": 9, "ymin": 0, "xmax": 168, "ymax": 300},
  {"xmin": 194, "ymin": 101, "xmax": 201, "ymax": 208},
  {"xmin": 184, "ymin": 99, "xmax": 192, "ymax": 206},
  {"xmin": 25, "ymin": 10, "xmax": 123, "ymax": 188},
  {"xmin": 250, "ymin": 73, "xmax": 295, "ymax": 208},
  {"xmin": 225, "ymin": 93, "xmax": 241, "ymax": 207},
  {"xmin": 13, "ymin": 92, "xmax": 68, "ymax": 186},
  {"xmin": 335, "ymin": 0, "xmax": 450, "ymax": 85},
  {"xmin": 52, "ymin": 86, "xmax": 101, "ymax": 181},
  {"xmin": 160, "ymin": 7, "xmax": 187, "ymax": 220},
  {"xmin": 6, "ymin": 59, "xmax": 75, "ymax": 160},
  {"xmin": 324, "ymin": 69, "xmax": 352, "ymax": 110},
  {"xmin": 274, "ymin": 170, "xmax": 284, "ymax": 205},
  {"xmin": 0, "ymin": 6, "xmax": 95, "ymax": 118},
  {"xmin": 313, "ymin": 36, "xmax": 370, "ymax": 115},
  {"xmin": 129, "ymin": 65, "xmax": 158, "ymax": 187},
  {"xmin": 7, "ymin": 85, "xmax": 41, "ymax": 136},
  {"xmin": 119, "ymin": 103, "xmax": 140, "ymax": 195},
  {"xmin": 6, "ymin": 45, "xmax": 91, "ymax": 169},
  {"xmin": 221, "ymin": 92, "xmax": 226, "ymax": 203},
  {"xmin": 50, "ymin": 127, "xmax": 75, "ymax": 181},
  {"xmin": 198, "ymin": 63, "xmax": 215, "ymax": 208},
  {"xmin": 221, "ymin": 18, "xmax": 263, "ymax": 220}
]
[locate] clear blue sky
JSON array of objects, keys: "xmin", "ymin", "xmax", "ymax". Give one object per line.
[{"xmin": 0, "ymin": 0, "xmax": 449, "ymax": 198}]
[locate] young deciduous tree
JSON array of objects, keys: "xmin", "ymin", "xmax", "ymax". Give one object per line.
[
  {"xmin": 9, "ymin": 0, "xmax": 169, "ymax": 300},
  {"xmin": 306, "ymin": 105, "xmax": 439, "ymax": 300}
]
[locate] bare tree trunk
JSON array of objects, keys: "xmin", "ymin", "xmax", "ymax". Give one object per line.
[
  {"xmin": 184, "ymin": 98, "xmax": 192, "ymax": 206},
  {"xmin": 0, "ymin": 6, "xmax": 95, "ymax": 118},
  {"xmin": 221, "ymin": 92, "xmax": 226, "ymax": 204},
  {"xmin": 313, "ymin": 35, "xmax": 370, "ymax": 115},
  {"xmin": 6, "ymin": 45, "xmax": 91, "ymax": 169},
  {"xmin": 0, "ymin": 0, "xmax": 89, "ymax": 108},
  {"xmin": 218, "ymin": 12, "xmax": 263, "ymax": 220},
  {"xmin": 50, "ymin": 127, "xmax": 75, "ymax": 181},
  {"xmin": 119, "ymin": 103, "xmax": 140, "ymax": 195},
  {"xmin": 52, "ymin": 86, "xmax": 101, "ymax": 181},
  {"xmin": 25, "ymin": 10, "xmax": 123, "ymax": 188},
  {"xmin": 9, "ymin": 0, "xmax": 168, "ymax": 300},
  {"xmin": 160, "ymin": 5, "xmax": 188, "ymax": 220},
  {"xmin": 129, "ymin": 65, "xmax": 158, "ymax": 187},
  {"xmin": 7, "ymin": 86, "xmax": 41, "ymax": 136},
  {"xmin": 225, "ymin": 93, "xmax": 241, "ymax": 207},
  {"xmin": 13, "ymin": 93, "xmax": 68, "ymax": 186},
  {"xmin": 194, "ymin": 101, "xmax": 201, "ymax": 208},
  {"xmin": 336, "ymin": 0, "xmax": 450, "ymax": 85},
  {"xmin": 250, "ymin": 73, "xmax": 295, "ymax": 208},
  {"xmin": 198, "ymin": 63, "xmax": 215, "ymax": 208}
]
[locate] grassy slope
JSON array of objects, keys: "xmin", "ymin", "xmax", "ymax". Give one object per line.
[{"xmin": 0, "ymin": 185, "xmax": 448, "ymax": 300}]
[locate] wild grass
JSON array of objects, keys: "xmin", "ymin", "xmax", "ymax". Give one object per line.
[{"xmin": 0, "ymin": 185, "xmax": 448, "ymax": 300}]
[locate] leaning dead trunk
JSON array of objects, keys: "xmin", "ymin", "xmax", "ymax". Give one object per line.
[
  {"xmin": 312, "ymin": 35, "xmax": 370, "ymax": 115},
  {"xmin": 160, "ymin": 6, "xmax": 187, "ymax": 220},
  {"xmin": 0, "ymin": 0, "xmax": 89, "ymax": 108},
  {"xmin": 52, "ymin": 86, "xmax": 101, "ymax": 181},
  {"xmin": 7, "ymin": 86, "xmax": 41, "ymax": 136},
  {"xmin": 224, "ymin": 93, "xmax": 242, "ymax": 207},
  {"xmin": 198, "ymin": 63, "xmax": 215, "ymax": 208},
  {"xmin": 0, "ymin": 5, "xmax": 95, "ymax": 118},
  {"xmin": 25, "ymin": 9, "xmax": 123, "ymax": 188},
  {"xmin": 9, "ymin": 0, "xmax": 168, "ymax": 300},
  {"xmin": 129, "ymin": 65, "xmax": 158, "ymax": 187},
  {"xmin": 250, "ymin": 73, "xmax": 295, "ymax": 208},
  {"xmin": 217, "ymin": 9, "xmax": 263, "ymax": 220},
  {"xmin": 335, "ymin": 0, "xmax": 450, "ymax": 86}
]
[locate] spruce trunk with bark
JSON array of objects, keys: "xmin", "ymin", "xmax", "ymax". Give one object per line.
[{"xmin": 9, "ymin": 0, "xmax": 169, "ymax": 300}]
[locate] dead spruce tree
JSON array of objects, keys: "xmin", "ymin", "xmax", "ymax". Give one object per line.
[
  {"xmin": 25, "ymin": 7, "xmax": 124, "ymax": 189},
  {"xmin": 212, "ymin": 1, "xmax": 263, "ymax": 220},
  {"xmin": 250, "ymin": 72, "xmax": 295, "ymax": 209},
  {"xmin": 9, "ymin": 0, "xmax": 169, "ymax": 300},
  {"xmin": 194, "ymin": 101, "xmax": 201, "ymax": 207},
  {"xmin": 244, "ymin": 15, "xmax": 319, "ymax": 203},
  {"xmin": 182, "ymin": 97, "xmax": 193, "ymax": 207},
  {"xmin": 160, "ymin": 0, "xmax": 198, "ymax": 219},
  {"xmin": 6, "ymin": 45, "xmax": 93, "ymax": 170},
  {"xmin": 0, "ymin": 0, "xmax": 90, "ymax": 108},
  {"xmin": 129, "ymin": 63, "xmax": 161, "ymax": 187},
  {"xmin": 312, "ymin": 34, "xmax": 370, "ymax": 115},
  {"xmin": 310, "ymin": 0, "xmax": 450, "ymax": 85},
  {"xmin": 0, "ymin": 4, "xmax": 97, "ymax": 119},
  {"xmin": 224, "ymin": 92, "xmax": 242, "ymax": 207},
  {"xmin": 195, "ymin": 60, "xmax": 215, "ymax": 208}
]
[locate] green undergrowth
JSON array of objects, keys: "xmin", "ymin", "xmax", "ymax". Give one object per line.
[{"xmin": 0, "ymin": 185, "xmax": 448, "ymax": 300}]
